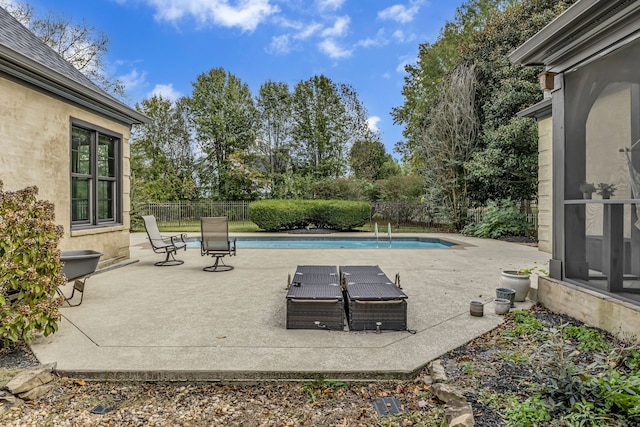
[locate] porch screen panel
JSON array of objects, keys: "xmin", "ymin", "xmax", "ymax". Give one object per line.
[{"xmin": 562, "ymin": 38, "xmax": 640, "ymax": 290}]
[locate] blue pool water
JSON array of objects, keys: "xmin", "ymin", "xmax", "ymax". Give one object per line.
[{"xmin": 188, "ymin": 237, "xmax": 456, "ymax": 249}]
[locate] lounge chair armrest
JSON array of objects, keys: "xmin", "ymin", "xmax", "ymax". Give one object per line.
[{"xmin": 169, "ymin": 233, "xmax": 188, "ymax": 249}]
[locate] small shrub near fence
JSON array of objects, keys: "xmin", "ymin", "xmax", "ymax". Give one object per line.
[
  {"xmin": 370, "ymin": 202, "xmax": 453, "ymax": 228},
  {"xmin": 464, "ymin": 200, "xmax": 537, "ymax": 238},
  {"xmin": 249, "ymin": 199, "xmax": 370, "ymax": 231}
]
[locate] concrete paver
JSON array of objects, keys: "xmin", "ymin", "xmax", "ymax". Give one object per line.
[{"xmin": 31, "ymin": 233, "xmax": 548, "ymax": 381}]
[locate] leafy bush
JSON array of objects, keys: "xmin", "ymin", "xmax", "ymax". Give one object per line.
[
  {"xmin": 0, "ymin": 181, "xmax": 65, "ymax": 345},
  {"xmin": 248, "ymin": 199, "xmax": 370, "ymax": 231},
  {"xmin": 309, "ymin": 200, "xmax": 370, "ymax": 231},
  {"xmin": 248, "ymin": 200, "xmax": 310, "ymax": 231},
  {"xmin": 590, "ymin": 370, "xmax": 640, "ymax": 419},
  {"xmin": 462, "ymin": 199, "xmax": 531, "ymax": 238},
  {"xmin": 532, "ymin": 326, "xmax": 589, "ymax": 412}
]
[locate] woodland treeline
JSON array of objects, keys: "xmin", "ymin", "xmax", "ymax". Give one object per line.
[
  {"xmin": 130, "ymin": 0, "xmax": 576, "ymax": 227},
  {"xmin": 2, "ymin": 0, "xmax": 576, "ymax": 228}
]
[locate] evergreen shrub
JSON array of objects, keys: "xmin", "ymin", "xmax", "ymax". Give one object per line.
[
  {"xmin": 462, "ymin": 199, "xmax": 531, "ymax": 238},
  {"xmin": 309, "ymin": 200, "xmax": 370, "ymax": 231},
  {"xmin": 249, "ymin": 199, "xmax": 370, "ymax": 231}
]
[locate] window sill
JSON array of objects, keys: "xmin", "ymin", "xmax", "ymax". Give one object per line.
[{"xmin": 71, "ymin": 224, "xmax": 127, "ymax": 237}]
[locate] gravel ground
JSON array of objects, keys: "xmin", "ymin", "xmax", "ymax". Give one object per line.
[{"xmin": 0, "ymin": 306, "xmax": 627, "ymax": 426}]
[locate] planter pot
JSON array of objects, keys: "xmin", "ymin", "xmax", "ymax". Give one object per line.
[
  {"xmin": 469, "ymin": 300, "xmax": 484, "ymax": 317},
  {"xmin": 499, "ymin": 271, "xmax": 530, "ymax": 302},
  {"xmin": 496, "ymin": 287, "xmax": 516, "ymax": 307},
  {"xmin": 582, "ymin": 192, "xmax": 592, "ymax": 199},
  {"xmin": 494, "ymin": 298, "xmax": 511, "ymax": 315}
]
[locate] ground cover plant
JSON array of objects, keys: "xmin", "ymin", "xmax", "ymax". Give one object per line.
[{"xmin": 1, "ymin": 305, "xmax": 638, "ymax": 425}]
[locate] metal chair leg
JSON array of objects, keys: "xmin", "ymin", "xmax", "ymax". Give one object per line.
[
  {"xmin": 203, "ymin": 256, "xmax": 234, "ymax": 272},
  {"xmin": 155, "ymin": 250, "xmax": 184, "ymax": 266}
]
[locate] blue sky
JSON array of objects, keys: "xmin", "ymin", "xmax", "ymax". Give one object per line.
[{"xmin": 28, "ymin": 0, "xmax": 461, "ymax": 156}]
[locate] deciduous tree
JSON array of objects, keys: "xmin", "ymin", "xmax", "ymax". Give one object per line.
[
  {"xmin": 255, "ymin": 80, "xmax": 294, "ymax": 197},
  {"xmin": 188, "ymin": 67, "xmax": 258, "ymax": 200},
  {"xmin": 420, "ymin": 64, "xmax": 479, "ymax": 228},
  {"xmin": 291, "ymin": 75, "xmax": 371, "ymax": 180},
  {"xmin": 130, "ymin": 95, "xmax": 198, "ymax": 203},
  {"xmin": 349, "ymin": 139, "xmax": 387, "ymax": 181}
]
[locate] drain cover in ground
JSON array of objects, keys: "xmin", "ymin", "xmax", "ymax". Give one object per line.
[
  {"xmin": 373, "ymin": 397, "xmax": 403, "ymax": 416},
  {"xmin": 90, "ymin": 402, "xmax": 116, "ymax": 414}
]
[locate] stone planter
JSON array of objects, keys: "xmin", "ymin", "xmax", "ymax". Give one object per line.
[
  {"xmin": 494, "ymin": 298, "xmax": 511, "ymax": 315},
  {"xmin": 469, "ymin": 300, "xmax": 484, "ymax": 317},
  {"xmin": 499, "ymin": 271, "xmax": 530, "ymax": 302},
  {"xmin": 496, "ymin": 287, "xmax": 516, "ymax": 307}
]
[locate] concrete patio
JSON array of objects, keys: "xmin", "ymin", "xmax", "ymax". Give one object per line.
[{"xmin": 30, "ymin": 233, "xmax": 548, "ymax": 382}]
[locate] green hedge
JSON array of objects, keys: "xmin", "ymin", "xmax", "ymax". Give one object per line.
[{"xmin": 248, "ymin": 200, "xmax": 370, "ymax": 231}]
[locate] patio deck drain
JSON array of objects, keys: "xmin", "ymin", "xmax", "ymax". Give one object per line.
[{"xmin": 373, "ymin": 396, "xmax": 403, "ymax": 416}]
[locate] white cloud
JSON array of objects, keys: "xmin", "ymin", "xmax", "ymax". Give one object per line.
[
  {"xmin": 392, "ymin": 29, "xmax": 416, "ymax": 43},
  {"xmin": 366, "ymin": 116, "xmax": 381, "ymax": 133},
  {"xmin": 266, "ymin": 21, "xmax": 322, "ymax": 55},
  {"xmin": 145, "ymin": 0, "xmax": 279, "ymax": 32},
  {"xmin": 321, "ymin": 15, "xmax": 350, "ymax": 38},
  {"xmin": 267, "ymin": 34, "xmax": 291, "ymax": 54},
  {"xmin": 356, "ymin": 29, "xmax": 388, "ymax": 48},
  {"xmin": 317, "ymin": 0, "xmax": 345, "ymax": 11},
  {"xmin": 119, "ymin": 68, "xmax": 147, "ymax": 91},
  {"xmin": 318, "ymin": 38, "xmax": 351, "ymax": 58},
  {"xmin": 378, "ymin": 1, "xmax": 422, "ymax": 24},
  {"xmin": 296, "ymin": 22, "xmax": 322, "ymax": 39},
  {"xmin": 148, "ymin": 83, "xmax": 181, "ymax": 101}
]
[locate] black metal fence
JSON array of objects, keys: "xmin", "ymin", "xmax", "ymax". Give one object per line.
[{"xmin": 135, "ymin": 200, "xmax": 538, "ymax": 230}]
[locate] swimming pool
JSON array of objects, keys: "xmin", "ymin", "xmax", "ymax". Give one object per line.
[{"xmin": 187, "ymin": 237, "xmax": 457, "ymax": 249}]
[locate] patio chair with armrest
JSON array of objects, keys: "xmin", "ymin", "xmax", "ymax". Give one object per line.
[
  {"xmin": 141, "ymin": 215, "xmax": 187, "ymax": 266},
  {"xmin": 200, "ymin": 216, "xmax": 236, "ymax": 272}
]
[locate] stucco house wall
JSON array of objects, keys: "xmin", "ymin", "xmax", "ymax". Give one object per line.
[
  {"xmin": 0, "ymin": 77, "xmax": 131, "ymax": 260},
  {"xmin": 0, "ymin": 7, "xmax": 148, "ymax": 262}
]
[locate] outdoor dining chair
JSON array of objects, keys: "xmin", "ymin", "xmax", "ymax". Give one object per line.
[
  {"xmin": 141, "ymin": 215, "xmax": 187, "ymax": 266},
  {"xmin": 200, "ymin": 216, "xmax": 236, "ymax": 272}
]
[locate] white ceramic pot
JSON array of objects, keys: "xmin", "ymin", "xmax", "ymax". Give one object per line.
[
  {"xmin": 499, "ymin": 271, "xmax": 530, "ymax": 302},
  {"xmin": 494, "ymin": 298, "xmax": 511, "ymax": 315}
]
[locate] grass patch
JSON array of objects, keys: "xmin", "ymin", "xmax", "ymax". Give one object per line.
[{"xmin": 133, "ymin": 221, "xmax": 261, "ymax": 233}]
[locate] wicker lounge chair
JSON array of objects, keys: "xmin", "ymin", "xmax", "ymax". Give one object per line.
[
  {"xmin": 286, "ymin": 265, "xmax": 345, "ymax": 330},
  {"xmin": 200, "ymin": 216, "xmax": 236, "ymax": 272},
  {"xmin": 141, "ymin": 215, "xmax": 187, "ymax": 266}
]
